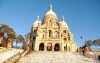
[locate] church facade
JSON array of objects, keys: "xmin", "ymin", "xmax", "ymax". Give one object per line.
[{"xmin": 28, "ymin": 5, "xmax": 77, "ymax": 51}]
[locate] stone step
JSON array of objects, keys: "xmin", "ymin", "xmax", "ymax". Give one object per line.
[{"xmin": 16, "ymin": 51, "xmax": 99, "ymax": 63}]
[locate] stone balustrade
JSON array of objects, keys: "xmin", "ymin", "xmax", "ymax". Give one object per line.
[
  {"xmin": 4, "ymin": 52, "xmax": 21, "ymax": 63},
  {"xmin": 0, "ymin": 47, "xmax": 24, "ymax": 63},
  {"xmin": 0, "ymin": 47, "xmax": 6, "ymax": 53}
]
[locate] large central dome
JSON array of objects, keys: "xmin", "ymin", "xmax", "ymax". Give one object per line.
[
  {"xmin": 42, "ymin": 4, "xmax": 58, "ymax": 23},
  {"xmin": 45, "ymin": 4, "xmax": 57, "ymax": 16}
]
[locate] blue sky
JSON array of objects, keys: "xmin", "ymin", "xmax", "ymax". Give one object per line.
[{"xmin": 0, "ymin": 0, "xmax": 100, "ymax": 48}]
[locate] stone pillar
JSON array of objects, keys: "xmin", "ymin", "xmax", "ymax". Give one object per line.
[
  {"xmin": 52, "ymin": 43, "xmax": 54, "ymax": 51},
  {"xmin": 61, "ymin": 43, "xmax": 64, "ymax": 51},
  {"xmin": 67, "ymin": 43, "xmax": 70, "ymax": 51},
  {"xmin": 44, "ymin": 43, "xmax": 46, "ymax": 51},
  {"xmin": 34, "ymin": 43, "xmax": 39, "ymax": 51},
  {"xmin": 67, "ymin": 46, "xmax": 68, "ymax": 51}
]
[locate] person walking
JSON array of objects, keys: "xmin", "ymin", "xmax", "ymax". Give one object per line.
[{"xmin": 82, "ymin": 49, "xmax": 85, "ymax": 56}]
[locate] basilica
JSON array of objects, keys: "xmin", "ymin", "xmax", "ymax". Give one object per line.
[{"xmin": 28, "ymin": 5, "xmax": 77, "ymax": 51}]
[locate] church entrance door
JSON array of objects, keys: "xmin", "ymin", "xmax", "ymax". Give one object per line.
[
  {"xmin": 54, "ymin": 43, "xmax": 60, "ymax": 51},
  {"xmin": 47, "ymin": 43, "xmax": 52, "ymax": 51},
  {"xmin": 39, "ymin": 43, "xmax": 44, "ymax": 51}
]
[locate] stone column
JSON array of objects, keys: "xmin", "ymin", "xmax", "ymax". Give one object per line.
[
  {"xmin": 44, "ymin": 43, "xmax": 46, "ymax": 51},
  {"xmin": 52, "ymin": 43, "xmax": 54, "ymax": 51},
  {"xmin": 60, "ymin": 43, "xmax": 64, "ymax": 51},
  {"xmin": 34, "ymin": 43, "xmax": 39, "ymax": 51}
]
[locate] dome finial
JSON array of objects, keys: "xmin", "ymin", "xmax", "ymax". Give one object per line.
[
  {"xmin": 62, "ymin": 16, "xmax": 64, "ymax": 22},
  {"xmin": 61, "ymin": 16, "xmax": 68, "ymax": 28},
  {"xmin": 50, "ymin": 4, "xmax": 52, "ymax": 11},
  {"xmin": 36, "ymin": 16, "xmax": 39, "ymax": 21}
]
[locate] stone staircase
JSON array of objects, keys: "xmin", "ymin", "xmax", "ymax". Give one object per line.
[
  {"xmin": 16, "ymin": 51, "xmax": 99, "ymax": 63},
  {"xmin": 0, "ymin": 47, "xmax": 24, "ymax": 63}
]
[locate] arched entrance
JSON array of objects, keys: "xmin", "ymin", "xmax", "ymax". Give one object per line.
[
  {"xmin": 39, "ymin": 43, "xmax": 44, "ymax": 51},
  {"xmin": 47, "ymin": 43, "xmax": 52, "ymax": 51},
  {"xmin": 54, "ymin": 43, "xmax": 60, "ymax": 51}
]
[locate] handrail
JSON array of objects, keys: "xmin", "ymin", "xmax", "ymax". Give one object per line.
[{"xmin": 4, "ymin": 52, "xmax": 21, "ymax": 63}]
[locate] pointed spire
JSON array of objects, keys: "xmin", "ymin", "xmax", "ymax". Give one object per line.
[
  {"xmin": 62, "ymin": 16, "xmax": 65, "ymax": 22},
  {"xmin": 50, "ymin": 4, "xmax": 52, "ymax": 11}
]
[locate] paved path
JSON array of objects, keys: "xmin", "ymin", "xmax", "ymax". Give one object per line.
[{"xmin": 16, "ymin": 51, "xmax": 99, "ymax": 63}]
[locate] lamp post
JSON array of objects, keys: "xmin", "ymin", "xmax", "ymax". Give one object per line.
[{"xmin": 80, "ymin": 36, "xmax": 83, "ymax": 46}]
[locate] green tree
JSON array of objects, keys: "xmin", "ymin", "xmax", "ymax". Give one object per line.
[
  {"xmin": 85, "ymin": 40, "xmax": 93, "ymax": 47},
  {"xmin": 0, "ymin": 24, "xmax": 16, "ymax": 48},
  {"xmin": 16, "ymin": 35, "xmax": 26, "ymax": 49},
  {"xmin": 93, "ymin": 39, "xmax": 100, "ymax": 46}
]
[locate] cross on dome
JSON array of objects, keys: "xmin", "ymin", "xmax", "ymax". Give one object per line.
[
  {"xmin": 62, "ymin": 16, "xmax": 65, "ymax": 22},
  {"xmin": 50, "ymin": 4, "xmax": 52, "ymax": 11}
]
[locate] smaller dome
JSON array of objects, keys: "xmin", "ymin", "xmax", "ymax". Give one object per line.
[
  {"xmin": 33, "ymin": 16, "xmax": 41, "ymax": 27},
  {"xmin": 61, "ymin": 16, "xmax": 68, "ymax": 28}
]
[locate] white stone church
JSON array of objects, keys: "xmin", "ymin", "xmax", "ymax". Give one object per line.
[{"xmin": 26, "ymin": 5, "xmax": 77, "ymax": 51}]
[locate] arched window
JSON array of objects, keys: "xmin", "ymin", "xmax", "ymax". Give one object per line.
[
  {"xmin": 63, "ymin": 30, "xmax": 66, "ymax": 33},
  {"xmin": 55, "ymin": 31, "xmax": 58, "ymax": 38},
  {"xmin": 68, "ymin": 34, "xmax": 70, "ymax": 36},
  {"xmin": 43, "ymin": 34, "xmax": 44, "ymax": 38},
  {"xmin": 64, "ymin": 38, "xmax": 67, "ymax": 42},
  {"xmin": 61, "ymin": 33, "xmax": 62, "ymax": 37},
  {"xmin": 49, "ymin": 30, "xmax": 51, "ymax": 37}
]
